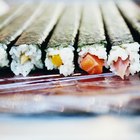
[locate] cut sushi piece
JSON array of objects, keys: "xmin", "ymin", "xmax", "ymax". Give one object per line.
[
  {"xmin": 0, "ymin": 3, "xmax": 27, "ymax": 30},
  {"xmin": 117, "ymin": 1, "xmax": 140, "ymax": 40},
  {"xmin": 77, "ymin": 4, "xmax": 107, "ymax": 74},
  {"xmin": 45, "ymin": 5, "xmax": 81, "ymax": 76},
  {"xmin": 0, "ymin": 4, "xmax": 43, "ymax": 68},
  {"xmin": 10, "ymin": 4, "xmax": 64, "ymax": 76},
  {"xmin": 101, "ymin": 1, "xmax": 140, "ymax": 79}
]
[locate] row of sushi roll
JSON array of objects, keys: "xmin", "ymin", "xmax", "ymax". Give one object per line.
[
  {"xmin": 0, "ymin": 0, "xmax": 140, "ymax": 79},
  {"xmin": 10, "ymin": 3, "xmax": 64, "ymax": 76}
]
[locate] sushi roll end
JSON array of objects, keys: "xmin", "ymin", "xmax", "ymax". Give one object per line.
[
  {"xmin": 45, "ymin": 45, "xmax": 74, "ymax": 76},
  {"xmin": 10, "ymin": 44, "xmax": 43, "ymax": 76},
  {"xmin": 78, "ymin": 44, "xmax": 107, "ymax": 74},
  {"xmin": 107, "ymin": 42, "xmax": 140, "ymax": 79}
]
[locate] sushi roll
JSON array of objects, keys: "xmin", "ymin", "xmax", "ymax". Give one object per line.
[
  {"xmin": 117, "ymin": 1, "xmax": 140, "ymax": 40},
  {"xmin": 45, "ymin": 5, "xmax": 81, "ymax": 76},
  {"xmin": 77, "ymin": 4, "xmax": 107, "ymax": 74},
  {"xmin": 0, "ymin": 4, "xmax": 43, "ymax": 69},
  {"xmin": 0, "ymin": 3, "xmax": 27, "ymax": 30},
  {"xmin": 10, "ymin": 4, "xmax": 64, "ymax": 76},
  {"xmin": 101, "ymin": 1, "xmax": 140, "ymax": 79}
]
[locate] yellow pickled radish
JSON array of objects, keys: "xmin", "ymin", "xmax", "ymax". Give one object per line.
[
  {"xmin": 21, "ymin": 54, "xmax": 30, "ymax": 64},
  {"xmin": 51, "ymin": 54, "xmax": 63, "ymax": 67}
]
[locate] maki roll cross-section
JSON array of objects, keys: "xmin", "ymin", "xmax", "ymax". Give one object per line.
[
  {"xmin": 101, "ymin": 1, "xmax": 140, "ymax": 79},
  {"xmin": 77, "ymin": 3, "xmax": 107, "ymax": 75}
]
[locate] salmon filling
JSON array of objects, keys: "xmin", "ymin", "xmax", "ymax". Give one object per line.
[
  {"xmin": 113, "ymin": 57, "xmax": 130, "ymax": 79},
  {"xmin": 80, "ymin": 53, "xmax": 104, "ymax": 74}
]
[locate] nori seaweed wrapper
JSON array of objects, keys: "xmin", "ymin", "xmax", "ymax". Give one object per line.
[
  {"xmin": 117, "ymin": 1, "xmax": 140, "ymax": 38},
  {"xmin": 101, "ymin": 1, "xmax": 134, "ymax": 46},
  {"xmin": 15, "ymin": 4, "xmax": 64, "ymax": 46},
  {"xmin": 0, "ymin": 4, "xmax": 43, "ymax": 45},
  {"xmin": 47, "ymin": 5, "xmax": 81, "ymax": 49},
  {"xmin": 78, "ymin": 3, "xmax": 106, "ymax": 48}
]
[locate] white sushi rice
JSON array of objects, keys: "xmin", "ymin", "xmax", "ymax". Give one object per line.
[
  {"xmin": 77, "ymin": 44, "xmax": 107, "ymax": 65},
  {"xmin": 107, "ymin": 42, "xmax": 140, "ymax": 75},
  {"xmin": 0, "ymin": 43, "xmax": 9, "ymax": 67},
  {"xmin": 45, "ymin": 45, "xmax": 74, "ymax": 76},
  {"xmin": 10, "ymin": 44, "xmax": 43, "ymax": 76}
]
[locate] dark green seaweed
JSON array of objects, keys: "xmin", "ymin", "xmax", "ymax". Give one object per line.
[
  {"xmin": 101, "ymin": 1, "xmax": 134, "ymax": 46},
  {"xmin": 0, "ymin": 4, "xmax": 43, "ymax": 45},
  {"xmin": 117, "ymin": 1, "xmax": 140, "ymax": 41},
  {"xmin": 15, "ymin": 4, "xmax": 63, "ymax": 46},
  {"xmin": 47, "ymin": 5, "xmax": 81, "ymax": 49},
  {"xmin": 78, "ymin": 4, "xmax": 106, "ymax": 48}
]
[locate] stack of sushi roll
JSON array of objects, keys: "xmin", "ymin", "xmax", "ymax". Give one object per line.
[
  {"xmin": 101, "ymin": 1, "xmax": 140, "ymax": 79},
  {"xmin": 77, "ymin": 3, "xmax": 107, "ymax": 74},
  {"xmin": 0, "ymin": 3, "xmax": 43, "ymax": 69},
  {"xmin": 10, "ymin": 3, "xmax": 64, "ymax": 76},
  {"xmin": 117, "ymin": 1, "xmax": 140, "ymax": 40},
  {"xmin": 45, "ymin": 5, "xmax": 81, "ymax": 76}
]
